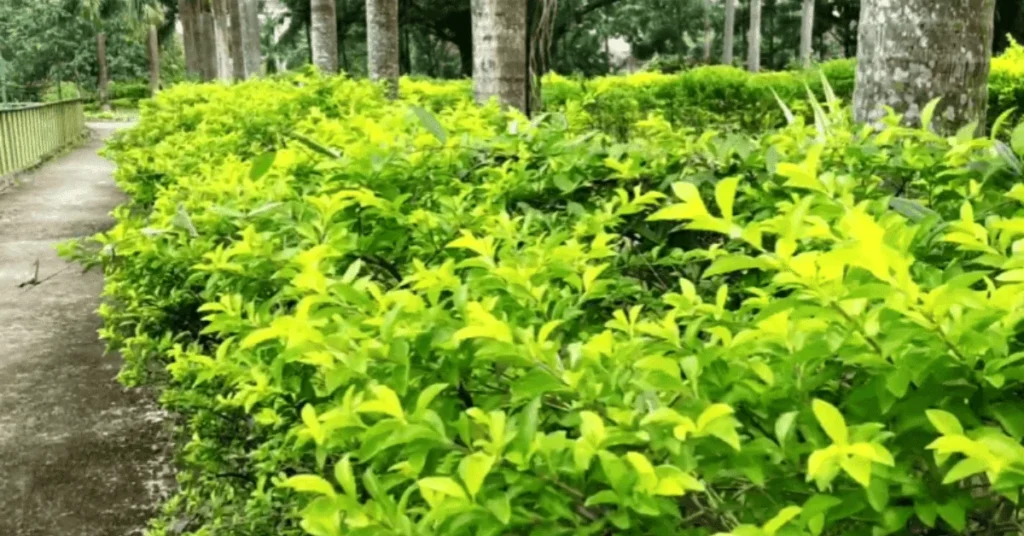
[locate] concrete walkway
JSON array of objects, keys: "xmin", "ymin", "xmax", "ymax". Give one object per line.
[{"xmin": 0, "ymin": 124, "xmax": 171, "ymax": 536}]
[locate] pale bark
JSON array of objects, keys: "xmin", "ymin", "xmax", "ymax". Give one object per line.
[
  {"xmin": 227, "ymin": 0, "xmax": 247, "ymax": 79},
  {"xmin": 212, "ymin": 0, "xmax": 234, "ymax": 80},
  {"xmin": 471, "ymin": 0, "xmax": 529, "ymax": 114},
  {"xmin": 853, "ymin": 0, "xmax": 995, "ymax": 133},
  {"xmin": 241, "ymin": 0, "xmax": 263, "ymax": 77},
  {"xmin": 310, "ymin": 0, "xmax": 339, "ymax": 73},
  {"xmin": 722, "ymin": 0, "xmax": 736, "ymax": 65},
  {"xmin": 747, "ymin": 0, "xmax": 761, "ymax": 72},
  {"xmin": 366, "ymin": 0, "xmax": 400, "ymax": 98},
  {"xmin": 148, "ymin": 25, "xmax": 160, "ymax": 96},
  {"xmin": 97, "ymin": 32, "xmax": 110, "ymax": 111},
  {"xmin": 179, "ymin": 0, "xmax": 201, "ymax": 77},
  {"xmin": 197, "ymin": 6, "xmax": 218, "ymax": 81},
  {"xmin": 799, "ymin": 0, "xmax": 815, "ymax": 68}
]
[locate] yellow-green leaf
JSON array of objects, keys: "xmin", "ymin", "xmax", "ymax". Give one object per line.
[
  {"xmin": 926, "ymin": 409, "xmax": 964, "ymax": 436},
  {"xmin": 459, "ymin": 453, "xmax": 495, "ymax": 499},
  {"xmin": 281, "ymin": 474, "xmax": 336, "ymax": 496},
  {"xmin": 715, "ymin": 177, "xmax": 741, "ymax": 222},
  {"xmin": 763, "ymin": 506, "xmax": 802, "ymax": 536},
  {"xmin": 812, "ymin": 399, "xmax": 848, "ymax": 445}
]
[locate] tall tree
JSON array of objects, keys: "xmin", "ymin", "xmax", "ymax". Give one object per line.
[
  {"xmin": 212, "ymin": 0, "xmax": 233, "ymax": 79},
  {"xmin": 471, "ymin": 0, "xmax": 528, "ymax": 113},
  {"xmin": 702, "ymin": 0, "xmax": 713, "ymax": 63},
  {"xmin": 310, "ymin": 0, "xmax": 338, "ymax": 72},
  {"xmin": 722, "ymin": 0, "xmax": 735, "ymax": 64},
  {"xmin": 367, "ymin": 0, "xmax": 400, "ymax": 97},
  {"xmin": 799, "ymin": 0, "xmax": 814, "ymax": 68},
  {"xmin": 747, "ymin": 0, "xmax": 761, "ymax": 72},
  {"xmin": 853, "ymin": 0, "xmax": 995, "ymax": 132},
  {"xmin": 179, "ymin": 0, "xmax": 201, "ymax": 77},
  {"xmin": 197, "ymin": 1, "xmax": 218, "ymax": 80},
  {"xmin": 241, "ymin": 0, "xmax": 262, "ymax": 77},
  {"xmin": 227, "ymin": 0, "xmax": 247, "ymax": 79},
  {"xmin": 144, "ymin": 3, "xmax": 164, "ymax": 94}
]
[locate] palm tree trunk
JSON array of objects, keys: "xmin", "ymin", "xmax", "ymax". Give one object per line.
[
  {"xmin": 179, "ymin": 0, "xmax": 201, "ymax": 78},
  {"xmin": 96, "ymin": 32, "xmax": 110, "ymax": 111},
  {"xmin": 366, "ymin": 0, "xmax": 400, "ymax": 98},
  {"xmin": 471, "ymin": 0, "xmax": 529, "ymax": 114},
  {"xmin": 747, "ymin": 0, "xmax": 762, "ymax": 72},
  {"xmin": 853, "ymin": 0, "xmax": 995, "ymax": 133},
  {"xmin": 310, "ymin": 0, "xmax": 339, "ymax": 73},
  {"xmin": 241, "ymin": 0, "xmax": 263, "ymax": 77},
  {"xmin": 799, "ymin": 0, "xmax": 815, "ymax": 68},
  {"xmin": 722, "ymin": 0, "xmax": 736, "ymax": 64},
  {"xmin": 227, "ymin": 0, "xmax": 247, "ymax": 79},
  {"xmin": 148, "ymin": 25, "xmax": 160, "ymax": 96}
]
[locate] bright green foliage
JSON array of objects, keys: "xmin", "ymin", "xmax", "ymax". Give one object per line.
[{"xmin": 64, "ymin": 67, "xmax": 1024, "ymax": 536}]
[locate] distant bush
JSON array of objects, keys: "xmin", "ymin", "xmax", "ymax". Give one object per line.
[{"xmin": 40, "ymin": 81, "xmax": 82, "ymax": 102}]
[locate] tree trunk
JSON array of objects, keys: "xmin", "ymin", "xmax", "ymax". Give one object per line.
[
  {"xmin": 703, "ymin": 0, "xmax": 713, "ymax": 64},
  {"xmin": 197, "ymin": 4, "xmax": 218, "ymax": 80},
  {"xmin": 853, "ymin": 0, "xmax": 995, "ymax": 133},
  {"xmin": 366, "ymin": 0, "xmax": 400, "ymax": 98},
  {"xmin": 310, "ymin": 0, "xmax": 339, "ymax": 73},
  {"xmin": 799, "ymin": 0, "xmax": 815, "ymax": 68},
  {"xmin": 722, "ymin": 0, "xmax": 736, "ymax": 65},
  {"xmin": 227, "ymin": 0, "xmax": 247, "ymax": 79},
  {"xmin": 96, "ymin": 32, "xmax": 110, "ymax": 111},
  {"xmin": 212, "ymin": 0, "xmax": 234, "ymax": 79},
  {"xmin": 241, "ymin": 0, "xmax": 263, "ymax": 77},
  {"xmin": 148, "ymin": 25, "xmax": 160, "ymax": 96},
  {"xmin": 179, "ymin": 0, "xmax": 201, "ymax": 78},
  {"xmin": 471, "ymin": 0, "xmax": 529, "ymax": 114},
  {"xmin": 747, "ymin": 0, "xmax": 761, "ymax": 72}
]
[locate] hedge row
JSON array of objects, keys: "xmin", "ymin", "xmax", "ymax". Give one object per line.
[{"xmin": 67, "ymin": 68, "xmax": 1024, "ymax": 536}]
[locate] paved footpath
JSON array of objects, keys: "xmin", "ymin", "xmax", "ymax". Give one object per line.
[{"xmin": 0, "ymin": 123, "xmax": 172, "ymax": 536}]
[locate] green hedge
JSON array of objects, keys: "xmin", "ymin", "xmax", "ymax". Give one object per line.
[{"xmin": 64, "ymin": 68, "xmax": 1024, "ymax": 536}]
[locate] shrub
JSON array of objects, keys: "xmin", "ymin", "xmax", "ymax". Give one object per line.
[{"xmin": 66, "ymin": 69, "xmax": 1024, "ymax": 536}]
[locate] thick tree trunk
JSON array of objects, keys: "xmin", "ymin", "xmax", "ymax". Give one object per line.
[
  {"xmin": 179, "ymin": 0, "xmax": 201, "ymax": 78},
  {"xmin": 366, "ymin": 0, "xmax": 400, "ymax": 98},
  {"xmin": 722, "ymin": 0, "xmax": 736, "ymax": 65},
  {"xmin": 148, "ymin": 25, "xmax": 160, "ymax": 96},
  {"xmin": 799, "ymin": 0, "xmax": 815, "ymax": 68},
  {"xmin": 227, "ymin": 0, "xmax": 247, "ymax": 79},
  {"xmin": 197, "ymin": 5, "xmax": 219, "ymax": 80},
  {"xmin": 96, "ymin": 32, "xmax": 110, "ymax": 111},
  {"xmin": 854, "ymin": 0, "xmax": 995, "ymax": 133},
  {"xmin": 703, "ymin": 0, "xmax": 713, "ymax": 63},
  {"xmin": 471, "ymin": 0, "xmax": 529, "ymax": 114},
  {"xmin": 310, "ymin": 0, "xmax": 339, "ymax": 73},
  {"xmin": 241, "ymin": 0, "xmax": 263, "ymax": 77},
  {"xmin": 747, "ymin": 0, "xmax": 761, "ymax": 72},
  {"xmin": 212, "ymin": 0, "xmax": 234, "ymax": 80}
]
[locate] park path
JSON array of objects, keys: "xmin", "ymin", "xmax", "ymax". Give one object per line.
[{"xmin": 0, "ymin": 123, "xmax": 172, "ymax": 536}]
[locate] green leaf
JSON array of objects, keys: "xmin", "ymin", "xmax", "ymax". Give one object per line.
[
  {"xmin": 990, "ymin": 107, "xmax": 1017, "ymax": 139},
  {"xmin": 763, "ymin": 505, "xmax": 802, "ymax": 536},
  {"xmin": 715, "ymin": 177, "xmax": 740, "ymax": 222},
  {"xmin": 775, "ymin": 411, "xmax": 798, "ymax": 445},
  {"xmin": 841, "ymin": 455, "xmax": 872, "ymax": 487},
  {"xmin": 866, "ymin": 478, "xmax": 888, "ymax": 511},
  {"xmin": 925, "ymin": 409, "xmax": 963, "ymax": 436},
  {"xmin": 991, "ymin": 403, "xmax": 1024, "ymax": 440},
  {"xmin": 410, "ymin": 105, "xmax": 448, "ymax": 143},
  {"xmin": 812, "ymin": 399, "xmax": 848, "ymax": 445},
  {"xmin": 458, "ymin": 453, "xmax": 495, "ymax": 499},
  {"xmin": 1012, "ymin": 122, "xmax": 1024, "ymax": 155},
  {"xmin": 281, "ymin": 474, "xmax": 336, "ymax": 496},
  {"xmin": 941, "ymin": 457, "xmax": 987, "ymax": 484},
  {"xmin": 580, "ymin": 411, "xmax": 607, "ymax": 445},
  {"xmin": 704, "ymin": 255, "xmax": 767, "ymax": 277},
  {"xmin": 334, "ymin": 456, "xmax": 357, "ymax": 497},
  {"xmin": 357, "ymin": 385, "xmax": 405, "ymax": 421},
  {"xmin": 936, "ymin": 501, "xmax": 966, "ymax": 532},
  {"xmin": 919, "ymin": 97, "xmax": 941, "ymax": 131},
  {"xmin": 414, "ymin": 383, "xmax": 449, "ymax": 414},
  {"xmin": 485, "ymin": 495, "xmax": 512, "ymax": 525},
  {"xmin": 418, "ymin": 476, "xmax": 468, "ymax": 500},
  {"xmin": 249, "ymin": 151, "xmax": 276, "ymax": 180}
]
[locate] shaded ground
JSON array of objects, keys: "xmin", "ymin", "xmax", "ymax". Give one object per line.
[{"xmin": 0, "ymin": 123, "xmax": 172, "ymax": 536}]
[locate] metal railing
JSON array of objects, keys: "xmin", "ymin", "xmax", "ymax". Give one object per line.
[{"xmin": 0, "ymin": 99, "xmax": 86, "ymax": 178}]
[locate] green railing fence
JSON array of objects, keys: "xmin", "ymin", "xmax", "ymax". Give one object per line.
[{"xmin": 0, "ymin": 99, "xmax": 86, "ymax": 178}]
